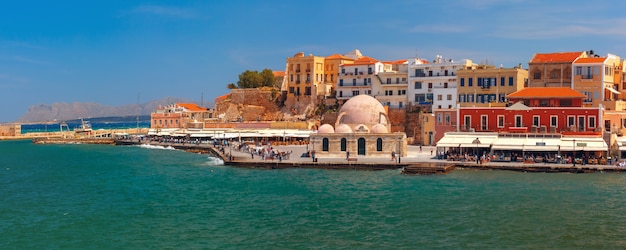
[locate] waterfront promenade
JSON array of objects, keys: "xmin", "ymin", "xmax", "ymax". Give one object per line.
[{"xmin": 115, "ymin": 139, "xmax": 625, "ymax": 174}]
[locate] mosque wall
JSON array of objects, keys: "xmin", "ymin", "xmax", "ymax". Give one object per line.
[{"xmin": 311, "ymin": 132, "xmax": 407, "ymax": 157}]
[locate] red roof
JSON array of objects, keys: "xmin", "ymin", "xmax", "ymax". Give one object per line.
[
  {"xmin": 383, "ymin": 59, "xmax": 408, "ymax": 65},
  {"xmin": 177, "ymin": 103, "xmax": 207, "ymax": 111},
  {"xmin": 273, "ymin": 71, "xmax": 285, "ymax": 77},
  {"xmin": 350, "ymin": 56, "xmax": 379, "ymax": 65},
  {"xmin": 326, "ymin": 54, "xmax": 354, "ymax": 60},
  {"xmin": 530, "ymin": 51, "xmax": 584, "ymax": 63},
  {"xmin": 574, "ymin": 57, "xmax": 607, "ymax": 64},
  {"xmin": 507, "ymin": 87, "xmax": 586, "ymax": 99}
]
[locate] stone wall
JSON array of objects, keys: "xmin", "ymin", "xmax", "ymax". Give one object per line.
[{"xmin": 310, "ymin": 132, "xmax": 407, "ymax": 157}]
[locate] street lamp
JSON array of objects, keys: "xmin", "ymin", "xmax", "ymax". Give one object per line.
[
  {"xmin": 473, "ymin": 137, "xmax": 481, "ymax": 164},
  {"xmin": 573, "ymin": 138, "xmax": 576, "ymax": 167}
]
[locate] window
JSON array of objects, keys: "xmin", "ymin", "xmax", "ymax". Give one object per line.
[
  {"xmin": 428, "ymin": 82, "xmax": 433, "ymax": 89},
  {"xmin": 501, "ymin": 77, "xmax": 505, "ymax": 86},
  {"xmin": 575, "ymin": 66, "xmax": 582, "ymax": 75},
  {"xmin": 588, "ymin": 116, "xmax": 596, "ymax": 128},
  {"xmin": 583, "ymin": 91, "xmax": 592, "ymax": 103},
  {"xmin": 460, "ymin": 78, "xmax": 465, "ymax": 87},
  {"xmin": 499, "ymin": 94, "xmax": 506, "ymax": 102},
  {"xmin": 447, "ymin": 94, "xmax": 452, "ymax": 100},
  {"xmin": 340, "ymin": 138, "xmax": 347, "ymax": 151},
  {"xmin": 467, "ymin": 94, "xmax": 474, "ymax": 103},
  {"xmin": 567, "ymin": 116, "xmax": 575, "ymax": 128},
  {"xmin": 444, "ymin": 82, "xmax": 448, "ymax": 88},
  {"xmin": 437, "ymin": 95, "xmax": 442, "ymax": 101},
  {"xmin": 459, "ymin": 94, "xmax": 466, "ymax": 103},
  {"xmin": 468, "ymin": 78, "xmax": 473, "ymax": 86},
  {"xmin": 578, "ymin": 116, "xmax": 585, "ymax": 131},
  {"xmin": 549, "ymin": 69, "xmax": 559, "ymax": 79},
  {"xmin": 550, "ymin": 116, "xmax": 558, "ymax": 127},
  {"xmin": 376, "ymin": 138, "xmax": 383, "ymax": 151},
  {"xmin": 338, "ymin": 91, "xmax": 343, "ymax": 97},
  {"xmin": 305, "ymin": 87, "xmax": 311, "ymax": 95},
  {"xmin": 508, "ymin": 77, "xmax": 514, "ymax": 86},
  {"xmin": 437, "ymin": 114, "xmax": 443, "ymax": 124},
  {"xmin": 445, "ymin": 114, "xmax": 451, "ymax": 124},
  {"xmin": 398, "ymin": 90, "xmax": 406, "ymax": 95},
  {"xmin": 386, "ymin": 78, "xmax": 391, "ymax": 84},
  {"xmin": 352, "ymin": 90, "xmax": 359, "ymax": 96},
  {"xmin": 414, "ymin": 82, "xmax": 422, "ymax": 89},
  {"xmin": 533, "ymin": 71, "xmax": 541, "ymax": 79},
  {"xmin": 533, "ymin": 116, "xmax": 540, "ymax": 127},
  {"xmin": 339, "ymin": 79, "xmax": 343, "ymax": 86},
  {"xmin": 497, "ymin": 115, "xmax": 504, "ymax": 128},
  {"xmin": 341, "ymin": 68, "xmax": 345, "ymax": 74},
  {"xmin": 481, "ymin": 115, "xmax": 488, "ymax": 131},
  {"xmin": 515, "ymin": 115, "xmax": 523, "ymax": 127},
  {"xmin": 322, "ymin": 138, "xmax": 329, "ymax": 151},
  {"xmin": 477, "ymin": 78, "xmax": 483, "ymax": 87},
  {"xmin": 289, "ymin": 87, "xmax": 294, "ymax": 93},
  {"xmin": 352, "ymin": 79, "xmax": 356, "ymax": 86}
]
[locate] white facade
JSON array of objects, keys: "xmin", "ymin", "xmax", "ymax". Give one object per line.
[
  {"xmin": 336, "ymin": 57, "xmax": 382, "ymax": 101},
  {"xmin": 408, "ymin": 56, "xmax": 474, "ymax": 109},
  {"xmin": 371, "ymin": 60, "xmax": 409, "ymax": 108}
]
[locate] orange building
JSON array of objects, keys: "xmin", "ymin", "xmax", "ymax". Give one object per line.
[
  {"xmin": 151, "ymin": 103, "xmax": 213, "ymax": 129},
  {"xmin": 528, "ymin": 51, "xmax": 587, "ymax": 88}
]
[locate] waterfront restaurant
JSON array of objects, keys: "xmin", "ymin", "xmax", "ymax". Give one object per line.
[{"xmin": 435, "ymin": 87, "xmax": 609, "ymax": 163}]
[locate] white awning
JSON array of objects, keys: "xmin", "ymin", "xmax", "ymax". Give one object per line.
[
  {"xmin": 605, "ymin": 86, "xmax": 621, "ymax": 95},
  {"xmin": 491, "ymin": 136, "xmax": 560, "ymax": 151},
  {"xmin": 436, "ymin": 132, "xmax": 497, "ymax": 148},
  {"xmin": 560, "ymin": 137, "xmax": 607, "ymax": 151}
]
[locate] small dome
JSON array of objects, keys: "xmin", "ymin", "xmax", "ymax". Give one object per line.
[
  {"xmin": 318, "ymin": 124, "xmax": 335, "ymax": 133},
  {"xmin": 371, "ymin": 124, "xmax": 388, "ymax": 133},
  {"xmin": 335, "ymin": 124, "xmax": 353, "ymax": 133},
  {"xmin": 354, "ymin": 124, "xmax": 370, "ymax": 133}
]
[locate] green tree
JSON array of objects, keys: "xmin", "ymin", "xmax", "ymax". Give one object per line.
[
  {"xmin": 234, "ymin": 68, "xmax": 276, "ymax": 89},
  {"xmin": 227, "ymin": 83, "xmax": 238, "ymax": 89},
  {"xmin": 259, "ymin": 69, "xmax": 276, "ymax": 87}
]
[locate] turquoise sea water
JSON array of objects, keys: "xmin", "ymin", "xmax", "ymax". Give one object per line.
[{"xmin": 2, "ymin": 140, "xmax": 626, "ymax": 249}]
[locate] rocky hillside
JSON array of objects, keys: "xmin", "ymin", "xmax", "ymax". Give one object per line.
[{"xmin": 16, "ymin": 97, "xmax": 206, "ymax": 123}]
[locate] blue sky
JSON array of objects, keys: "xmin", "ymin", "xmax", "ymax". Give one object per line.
[{"xmin": 1, "ymin": 0, "xmax": 626, "ymax": 122}]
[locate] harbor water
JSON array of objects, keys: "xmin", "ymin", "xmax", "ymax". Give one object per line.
[{"xmin": 2, "ymin": 140, "xmax": 626, "ymax": 248}]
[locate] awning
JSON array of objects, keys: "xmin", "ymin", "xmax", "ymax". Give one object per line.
[
  {"xmin": 560, "ymin": 137, "xmax": 607, "ymax": 151},
  {"xmin": 605, "ymin": 86, "xmax": 621, "ymax": 95},
  {"xmin": 436, "ymin": 132, "xmax": 497, "ymax": 148},
  {"xmin": 491, "ymin": 137, "xmax": 527, "ymax": 150}
]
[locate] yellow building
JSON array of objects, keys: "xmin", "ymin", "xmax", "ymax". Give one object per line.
[
  {"xmin": 284, "ymin": 52, "xmax": 327, "ymax": 113},
  {"xmin": 324, "ymin": 54, "xmax": 355, "ymax": 96},
  {"xmin": 457, "ymin": 65, "xmax": 528, "ymax": 107},
  {"xmin": 572, "ymin": 53, "xmax": 625, "ymax": 109}
]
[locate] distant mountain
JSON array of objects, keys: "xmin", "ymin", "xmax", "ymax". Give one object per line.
[{"xmin": 16, "ymin": 97, "xmax": 212, "ymax": 123}]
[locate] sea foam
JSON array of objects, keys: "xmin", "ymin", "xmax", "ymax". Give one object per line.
[{"xmin": 137, "ymin": 144, "xmax": 176, "ymax": 150}]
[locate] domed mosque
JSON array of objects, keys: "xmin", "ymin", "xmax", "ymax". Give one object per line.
[{"xmin": 310, "ymin": 95, "xmax": 407, "ymax": 158}]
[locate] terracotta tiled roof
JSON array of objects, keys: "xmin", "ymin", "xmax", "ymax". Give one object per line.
[
  {"xmin": 326, "ymin": 54, "xmax": 353, "ymax": 60},
  {"xmin": 214, "ymin": 94, "xmax": 230, "ymax": 103},
  {"xmin": 177, "ymin": 103, "xmax": 207, "ymax": 111},
  {"xmin": 350, "ymin": 56, "xmax": 379, "ymax": 65},
  {"xmin": 507, "ymin": 87, "xmax": 586, "ymax": 99},
  {"xmin": 574, "ymin": 57, "xmax": 607, "ymax": 64},
  {"xmin": 530, "ymin": 51, "xmax": 584, "ymax": 63},
  {"xmin": 273, "ymin": 71, "xmax": 285, "ymax": 77},
  {"xmin": 383, "ymin": 59, "xmax": 408, "ymax": 65}
]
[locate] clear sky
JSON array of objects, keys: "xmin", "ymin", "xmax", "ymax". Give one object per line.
[{"xmin": 1, "ymin": 0, "xmax": 626, "ymax": 122}]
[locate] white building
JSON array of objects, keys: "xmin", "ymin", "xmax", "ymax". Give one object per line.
[
  {"xmin": 336, "ymin": 56, "xmax": 381, "ymax": 102},
  {"xmin": 408, "ymin": 56, "xmax": 475, "ymax": 110},
  {"xmin": 371, "ymin": 60, "xmax": 409, "ymax": 108}
]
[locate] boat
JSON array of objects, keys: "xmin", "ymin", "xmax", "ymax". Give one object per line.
[{"xmin": 74, "ymin": 118, "xmax": 92, "ymax": 134}]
